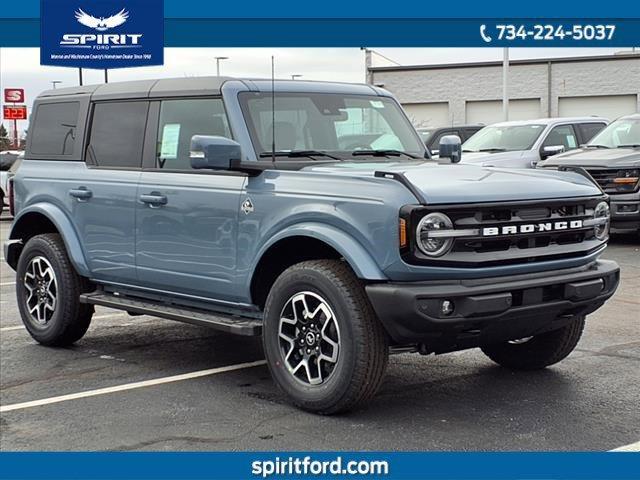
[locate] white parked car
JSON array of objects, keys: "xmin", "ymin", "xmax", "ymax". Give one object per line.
[
  {"xmin": 461, "ymin": 117, "xmax": 608, "ymax": 169},
  {"xmin": 1, "ymin": 151, "xmax": 24, "ymax": 216}
]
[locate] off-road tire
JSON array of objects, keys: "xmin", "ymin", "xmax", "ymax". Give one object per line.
[
  {"xmin": 16, "ymin": 233, "xmax": 94, "ymax": 346},
  {"xmin": 262, "ymin": 260, "xmax": 388, "ymax": 414},
  {"xmin": 480, "ymin": 316, "xmax": 585, "ymax": 370}
]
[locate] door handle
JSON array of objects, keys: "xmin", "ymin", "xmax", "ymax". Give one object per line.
[
  {"xmin": 140, "ymin": 192, "xmax": 168, "ymax": 208},
  {"xmin": 69, "ymin": 187, "xmax": 92, "ymax": 201}
]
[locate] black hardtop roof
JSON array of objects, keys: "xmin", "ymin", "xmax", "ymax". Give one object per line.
[{"xmin": 36, "ymin": 77, "xmax": 382, "ymax": 101}]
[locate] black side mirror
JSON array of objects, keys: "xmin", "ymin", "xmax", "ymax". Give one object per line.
[
  {"xmin": 190, "ymin": 135, "xmax": 242, "ymax": 170},
  {"xmin": 438, "ymin": 135, "xmax": 462, "ymax": 163}
]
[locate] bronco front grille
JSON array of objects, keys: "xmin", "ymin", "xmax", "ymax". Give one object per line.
[{"xmin": 402, "ymin": 196, "xmax": 607, "ymax": 267}]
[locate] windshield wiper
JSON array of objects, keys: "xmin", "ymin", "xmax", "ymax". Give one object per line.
[
  {"xmin": 259, "ymin": 150, "xmax": 342, "ymax": 160},
  {"xmin": 351, "ymin": 149, "xmax": 419, "ymax": 159},
  {"xmin": 477, "ymin": 148, "xmax": 506, "ymax": 153},
  {"xmin": 462, "ymin": 149, "xmax": 477, "ymax": 153},
  {"xmin": 587, "ymin": 144, "xmax": 610, "ymax": 149},
  {"xmin": 618, "ymin": 144, "xmax": 640, "ymax": 149}
]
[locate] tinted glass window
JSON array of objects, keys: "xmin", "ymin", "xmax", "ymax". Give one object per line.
[
  {"xmin": 577, "ymin": 123, "xmax": 606, "ymax": 143},
  {"xmin": 30, "ymin": 102, "xmax": 79, "ymax": 156},
  {"xmin": 429, "ymin": 130, "xmax": 458, "ymax": 151},
  {"xmin": 88, "ymin": 102, "xmax": 148, "ymax": 168},
  {"xmin": 543, "ymin": 125, "xmax": 578, "ymax": 150},
  {"xmin": 156, "ymin": 99, "xmax": 232, "ymax": 170},
  {"xmin": 463, "ymin": 127, "xmax": 482, "ymax": 141}
]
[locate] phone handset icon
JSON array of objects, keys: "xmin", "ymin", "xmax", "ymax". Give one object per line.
[{"xmin": 480, "ymin": 24, "xmax": 492, "ymax": 43}]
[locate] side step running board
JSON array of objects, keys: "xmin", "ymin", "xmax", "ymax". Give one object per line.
[{"xmin": 80, "ymin": 292, "xmax": 262, "ymax": 336}]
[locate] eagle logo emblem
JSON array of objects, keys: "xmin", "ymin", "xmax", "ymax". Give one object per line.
[{"xmin": 74, "ymin": 8, "xmax": 129, "ymax": 31}]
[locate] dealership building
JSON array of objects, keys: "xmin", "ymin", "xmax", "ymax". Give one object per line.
[{"xmin": 368, "ymin": 53, "xmax": 640, "ymax": 128}]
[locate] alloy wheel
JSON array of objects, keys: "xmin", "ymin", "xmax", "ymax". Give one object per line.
[
  {"xmin": 23, "ymin": 256, "xmax": 58, "ymax": 325},
  {"xmin": 278, "ymin": 291, "xmax": 341, "ymax": 385}
]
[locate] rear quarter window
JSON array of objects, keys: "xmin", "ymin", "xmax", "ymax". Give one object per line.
[
  {"xmin": 577, "ymin": 123, "xmax": 607, "ymax": 143},
  {"xmin": 30, "ymin": 102, "xmax": 80, "ymax": 156}
]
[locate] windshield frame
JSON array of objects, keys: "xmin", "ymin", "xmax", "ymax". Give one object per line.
[
  {"xmin": 237, "ymin": 91, "xmax": 427, "ymax": 161},
  {"xmin": 587, "ymin": 117, "xmax": 640, "ymax": 149},
  {"xmin": 462, "ymin": 123, "xmax": 546, "ymax": 153}
]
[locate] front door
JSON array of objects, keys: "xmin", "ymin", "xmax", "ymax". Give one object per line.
[{"xmin": 135, "ymin": 98, "xmax": 246, "ymax": 302}]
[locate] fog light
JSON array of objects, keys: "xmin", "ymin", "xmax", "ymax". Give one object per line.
[{"xmin": 441, "ymin": 300, "xmax": 455, "ymax": 316}]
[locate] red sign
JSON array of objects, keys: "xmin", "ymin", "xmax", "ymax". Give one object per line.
[
  {"xmin": 4, "ymin": 88, "xmax": 25, "ymax": 103},
  {"xmin": 3, "ymin": 105, "xmax": 28, "ymax": 120}
]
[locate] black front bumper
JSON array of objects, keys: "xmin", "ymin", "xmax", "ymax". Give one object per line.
[{"xmin": 366, "ymin": 260, "xmax": 620, "ymax": 352}]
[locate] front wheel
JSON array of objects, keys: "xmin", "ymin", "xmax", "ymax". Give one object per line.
[
  {"xmin": 16, "ymin": 233, "xmax": 94, "ymax": 346},
  {"xmin": 262, "ymin": 260, "xmax": 388, "ymax": 414},
  {"xmin": 481, "ymin": 316, "xmax": 585, "ymax": 370}
]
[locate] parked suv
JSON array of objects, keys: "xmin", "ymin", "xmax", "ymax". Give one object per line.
[
  {"xmin": 461, "ymin": 117, "xmax": 608, "ymax": 169},
  {"xmin": 539, "ymin": 114, "xmax": 640, "ymax": 233},
  {"xmin": 5, "ymin": 78, "xmax": 619, "ymax": 413},
  {"xmin": 417, "ymin": 125, "xmax": 483, "ymax": 156}
]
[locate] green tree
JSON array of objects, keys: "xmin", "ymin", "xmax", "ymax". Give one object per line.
[{"xmin": 0, "ymin": 124, "xmax": 11, "ymax": 151}]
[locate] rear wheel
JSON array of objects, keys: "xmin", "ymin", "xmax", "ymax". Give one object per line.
[
  {"xmin": 16, "ymin": 233, "xmax": 94, "ymax": 346},
  {"xmin": 262, "ymin": 260, "xmax": 388, "ymax": 414},
  {"xmin": 480, "ymin": 316, "xmax": 585, "ymax": 370}
]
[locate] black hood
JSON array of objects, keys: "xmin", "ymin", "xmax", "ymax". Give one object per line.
[{"xmin": 539, "ymin": 147, "xmax": 640, "ymax": 169}]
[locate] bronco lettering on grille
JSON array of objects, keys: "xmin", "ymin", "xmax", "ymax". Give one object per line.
[{"xmin": 482, "ymin": 220, "xmax": 584, "ymax": 236}]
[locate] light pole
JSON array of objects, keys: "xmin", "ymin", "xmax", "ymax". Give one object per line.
[
  {"xmin": 51, "ymin": 81, "xmax": 62, "ymax": 89},
  {"xmin": 502, "ymin": 47, "xmax": 509, "ymax": 121},
  {"xmin": 291, "ymin": 74, "xmax": 302, "ymax": 80},
  {"xmin": 214, "ymin": 56, "xmax": 229, "ymax": 76}
]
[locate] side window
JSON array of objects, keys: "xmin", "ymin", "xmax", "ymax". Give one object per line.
[
  {"xmin": 463, "ymin": 128, "xmax": 481, "ymax": 141},
  {"xmin": 30, "ymin": 102, "xmax": 80, "ymax": 156},
  {"xmin": 543, "ymin": 125, "xmax": 578, "ymax": 151},
  {"xmin": 429, "ymin": 130, "xmax": 457, "ymax": 151},
  {"xmin": 88, "ymin": 101, "xmax": 148, "ymax": 168},
  {"xmin": 156, "ymin": 99, "xmax": 232, "ymax": 170},
  {"xmin": 577, "ymin": 123, "xmax": 606, "ymax": 143}
]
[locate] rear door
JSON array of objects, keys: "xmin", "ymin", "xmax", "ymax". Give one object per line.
[{"xmin": 135, "ymin": 98, "xmax": 246, "ymax": 302}]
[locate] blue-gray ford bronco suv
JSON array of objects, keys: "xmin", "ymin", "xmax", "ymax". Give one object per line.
[{"xmin": 4, "ymin": 77, "xmax": 620, "ymax": 414}]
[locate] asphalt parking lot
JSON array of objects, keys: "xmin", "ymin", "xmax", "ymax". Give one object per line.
[{"xmin": 0, "ymin": 212, "xmax": 638, "ymax": 452}]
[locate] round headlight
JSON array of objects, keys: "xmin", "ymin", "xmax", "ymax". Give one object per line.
[
  {"xmin": 593, "ymin": 201, "xmax": 610, "ymax": 240},
  {"xmin": 416, "ymin": 212, "xmax": 454, "ymax": 257}
]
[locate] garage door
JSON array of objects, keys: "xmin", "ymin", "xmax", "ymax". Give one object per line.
[
  {"xmin": 466, "ymin": 99, "xmax": 542, "ymax": 124},
  {"xmin": 402, "ymin": 102, "xmax": 449, "ymax": 127},
  {"xmin": 558, "ymin": 95, "xmax": 638, "ymax": 120}
]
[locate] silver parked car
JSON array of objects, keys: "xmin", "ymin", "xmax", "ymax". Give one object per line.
[{"xmin": 461, "ymin": 117, "xmax": 608, "ymax": 169}]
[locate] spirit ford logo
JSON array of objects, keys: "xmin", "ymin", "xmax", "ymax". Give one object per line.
[
  {"xmin": 59, "ymin": 8, "xmax": 142, "ymax": 47},
  {"xmin": 482, "ymin": 220, "xmax": 584, "ymax": 236},
  {"xmin": 60, "ymin": 34, "xmax": 142, "ymax": 45}
]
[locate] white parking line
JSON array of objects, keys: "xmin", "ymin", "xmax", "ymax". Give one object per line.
[
  {"xmin": 0, "ymin": 359, "xmax": 266, "ymax": 413},
  {"xmin": 610, "ymin": 440, "xmax": 640, "ymax": 452},
  {"xmin": 0, "ymin": 325, "xmax": 24, "ymax": 332},
  {"xmin": 0, "ymin": 313, "xmax": 127, "ymax": 332},
  {"xmin": 1, "ymin": 282, "xmax": 16, "ymax": 287}
]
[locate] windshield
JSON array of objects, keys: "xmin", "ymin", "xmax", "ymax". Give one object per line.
[
  {"xmin": 463, "ymin": 124, "xmax": 545, "ymax": 152},
  {"xmin": 588, "ymin": 117, "xmax": 640, "ymax": 148},
  {"xmin": 239, "ymin": 92, "xmax": 424, "ymax": 158}
]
